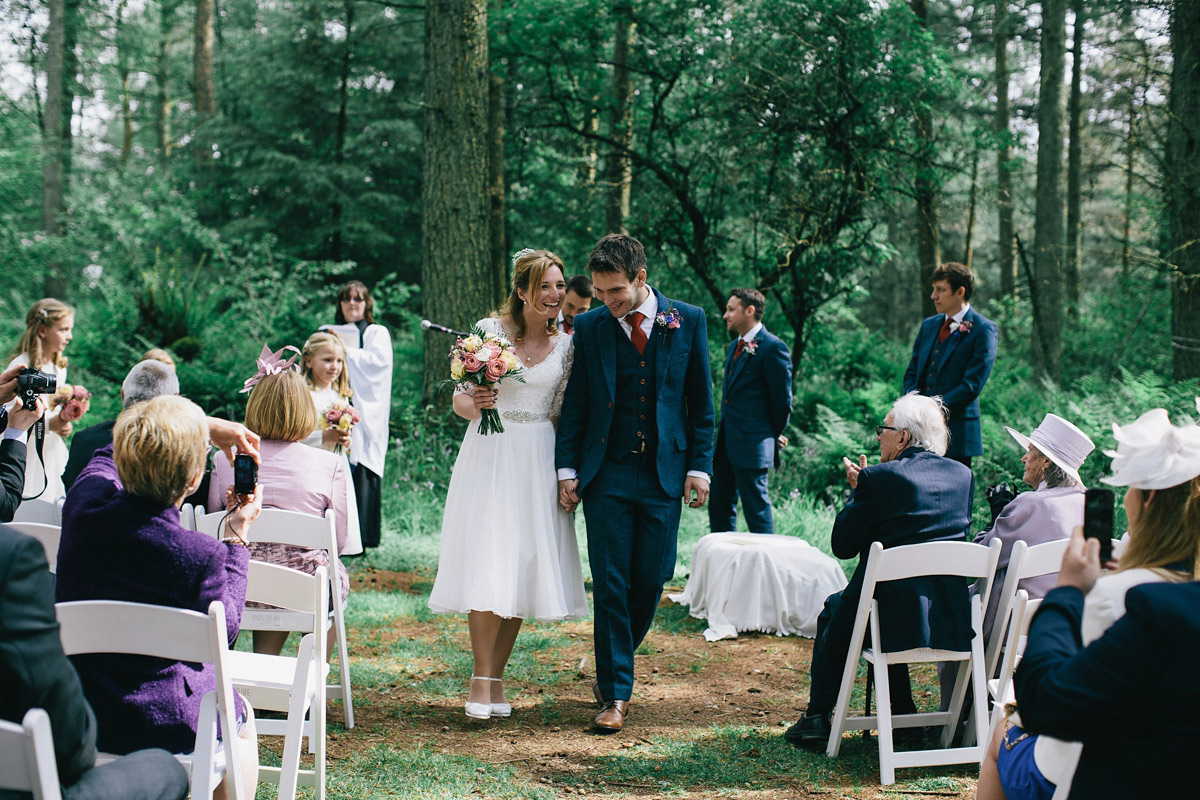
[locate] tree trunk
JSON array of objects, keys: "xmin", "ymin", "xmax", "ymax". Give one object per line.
[
  {"xmin": 912, "ymin": 0, "xmax": 940, "ymax": 317},
  {"xmin": 1065, "ymin": 0, "xmax": 1085, "ymax": 316},
  {"xmin": 156, "ymin": 0, "xmax": 174, "ymax": 163},
  {"xmin": 1169, "ymin": 0, "xmax": 1200, "ymax": 380},
  {"xmin": 995, "ymin": 0, "xmax": 1016, "ymax": 299},
  {"xmin": 42, "ymin": 0, "xmax": 66, "ymax": 297},
  {"xmin": 1032, "ymin": 0, "xmax": 1067, "ymax": 384},
  {"xmin": 422, "ymin": 0, "xmax": 492, "ymax": 403},
  {"xmin": 118, "ymin": 0, "xmax": 132, "ymax": 172},
  {"xmin": 194, "ymin": 0, "xmax": 215, "ymax": 163},
  {"xmin": 61, "ymin": 0, "xmax": 80, "ymax": 189},
  {"xmin": 604, "ymin": 0, "xmax": 634, "ymax": 235},
  {"xmin": 489, "ymin": 73, "xmax": 508, "ymax": 308},
  {"xmin": 330, "ymin": 0, "xmax": 354, "ymax": 261},
  {"xmin": 1123, "ymin": 93, "xmax": 1135, "ymax": 275},
  {"xmin": 965, "ymin": 149, "xmax": 978, "ymax": 269}
]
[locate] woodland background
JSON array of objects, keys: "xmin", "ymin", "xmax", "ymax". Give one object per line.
[{"xmin": 3, "ymin": 0, "xmax": 1200, "ymax": 512}]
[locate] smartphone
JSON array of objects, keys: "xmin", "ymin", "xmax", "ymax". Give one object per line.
[
  {"xmin": 1083, "ymin": 488, "xmax": 1114, "ymax": 562},
  {"xmin": 233, "ymin": 453, "xmax": 258, "ymax": 496}
]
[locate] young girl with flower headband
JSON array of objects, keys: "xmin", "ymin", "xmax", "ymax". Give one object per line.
[
  {"xmin": 6, "ymin": 298, "xmax": 76, "ymax": 501},
  {"xmin": 301, "ymin": 331, "xmax": 363, "ymax": 555}
]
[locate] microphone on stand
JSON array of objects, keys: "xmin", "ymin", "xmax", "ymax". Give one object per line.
[{"xmin": 420, "ymin": 319, "xmax": 469, "ymax": 338}]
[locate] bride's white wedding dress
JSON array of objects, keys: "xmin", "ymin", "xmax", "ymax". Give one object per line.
[{"xmin": 428, "ymin": 317, "xmax": 588, "ymax": 620}]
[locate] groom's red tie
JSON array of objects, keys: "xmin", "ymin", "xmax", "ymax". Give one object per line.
[
  {"xmin": 733, "ymin": 339, "xmax": 745, "ymax": 361},
  {"xmin": 937, "ymin": 315, "xmax": 953, "ymax": 343},
  {"xmin": 626, "ymin": 311, "xmax": 648, "ymax": 355}
]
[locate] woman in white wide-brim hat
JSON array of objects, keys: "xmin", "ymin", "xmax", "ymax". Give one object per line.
[
  {"xmin": 978, "ymin": 403, "xmax": 1200, "ymax": 800},
  {"xmin": 973, "ymin": 413, "xmax": 1096, "ymax": 636}
]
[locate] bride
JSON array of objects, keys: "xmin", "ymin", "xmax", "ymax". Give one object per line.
[{"xmin": 428, "ymin": 249, "xmax": 589, "ymax": 719}]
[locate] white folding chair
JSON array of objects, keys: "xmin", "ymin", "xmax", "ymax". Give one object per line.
[
  {"xmin": 986, "ymin": 590, "xmax": 1040, "ymax": 741},
  {"xmin": 0, "ymin": 708, "xmax": 62, "ymax": 800},
  {"xmin": 55, "ymin": 600, "xmax": 246, "ymax": 800},
  {"xmin": 13, "ymin": 498, "xmax": 61, "ymax": 525},
  {"xmin": 226, "ymin": 561, "xmax": 328, "ymax": 800},
  {"xmin": 6, "ymin": 522, "xmax": 62, "ymax": 572},
  {"xmin": 984, "ymin": 538, "xmax": 1071, "ymax": 681},
  {"xmin": 826, "ymin": 538, "xmax": 1003, "ymax": 785},
  {"xmin": 179, "ymin": 503, "xmax": 198, "ymax": 532},
  {"xmin": 196, "ymin": 506, "xmax": 354, "ymax": 729}
]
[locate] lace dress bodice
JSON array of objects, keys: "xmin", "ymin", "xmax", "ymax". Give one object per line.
[{"xmin": 459, "ymin": 317, "xmax": 573, "ymax": 422}]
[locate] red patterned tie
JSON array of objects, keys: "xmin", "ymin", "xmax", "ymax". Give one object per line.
[
  {"xmin": 733, "ymin": 339, "xmax": 745, "ymax": 361},
  {"xmin": 937, "ymin": 315, "xmax": 953, "ymax": 343},
  {"xmin": 562, "ymin": 320, "xmax": 573, "ymax": 335},
  {"xmin": 626, "ymin": 311, "xmax": 647, "ymax": 355}
]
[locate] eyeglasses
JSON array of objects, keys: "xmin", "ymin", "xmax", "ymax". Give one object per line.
[{"xmin": 875, "ymin": 425, "xmax": 898, "ymax": 437}]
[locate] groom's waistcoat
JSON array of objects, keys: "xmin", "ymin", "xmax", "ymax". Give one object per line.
[{"xmin": 606, "ymin": 327, "xmax": 660, "ymax": 458}]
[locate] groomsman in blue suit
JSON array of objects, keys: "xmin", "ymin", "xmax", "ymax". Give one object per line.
[
  {"xmin": 556, "ymin": 234, "xmax": 715, "ymax": 734},
  {"xmin": 902, "ymin": 262, "xmax": 998, "ymax": 467},
  {"xmin": 709, "ymin": 288, "xmax": 792, "ymax": 534}
]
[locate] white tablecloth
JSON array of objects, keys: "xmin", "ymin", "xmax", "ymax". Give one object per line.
[{"xmin": 668, "ymin": 533, "xmax": 848, "ymax": 641}]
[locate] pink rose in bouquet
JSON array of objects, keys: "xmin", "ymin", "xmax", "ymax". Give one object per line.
[
  {"xmin": 446, "ymin": 324, "xmax": 525, "ymax": 435},
  {"xmin": 320, "ymin": 401, "xmax": 360, "ymax": 454},
  {"xmin": 52, "ymin": 385, "xmax": 91, "ymax": 423}
]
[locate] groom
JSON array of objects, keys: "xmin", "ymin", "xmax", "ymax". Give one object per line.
[{"xmin": 556, "ymin": 234, "xmax": 714, "ymax": 734}]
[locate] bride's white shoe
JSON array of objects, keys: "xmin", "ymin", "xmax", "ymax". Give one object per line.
[{"xmin": 465, "ymin": 676, "xmax": 492, "ymax": 719}]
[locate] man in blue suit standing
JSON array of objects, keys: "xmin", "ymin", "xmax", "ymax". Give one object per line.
[
  {"xmin": 709, "ymin": 288, "xmax": 792, "ymax": 534},
  {"xmin": 902, "ymin": 262, "xmax": 998, "ymax": 467},
  {"xmin": 556, "ymin": 234, "xmax": 715, "ymax": 734}
]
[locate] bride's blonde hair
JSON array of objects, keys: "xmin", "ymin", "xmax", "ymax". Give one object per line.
[{"xmin": 499, "ymin": 249, "xmax": 564, "ymax": 341}]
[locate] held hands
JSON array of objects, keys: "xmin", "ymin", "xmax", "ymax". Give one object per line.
[
  {"xmin": 842, "ymin": 454, "xmax": 867, "ymax": 489},
  {"xmin": 222, "ymin": 484, "xmax": 264, "ymax": 542},
  {"xmin": 8, "ymin": 396, "xmax": 46, "ymax": 433},
  {"xmin": 558, "ymin": 478, "xmax": 580, "ymax": 513},
  {"xmin": 684, "ymin": 475, "xmax": 709, "ymax": 509},
  {"xmin": 1056, "ymin": 525, "xmax": 1119, "ymax": 594}
]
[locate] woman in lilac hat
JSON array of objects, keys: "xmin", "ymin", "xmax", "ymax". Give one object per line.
[{"xmin": 973, "ymin": 413, "xmax": 1096, "ymax": 637}]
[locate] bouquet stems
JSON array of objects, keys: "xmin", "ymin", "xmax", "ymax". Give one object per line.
[{"xmin": 479, "ymin": 407, "xmax": 505, "ymax": 435}]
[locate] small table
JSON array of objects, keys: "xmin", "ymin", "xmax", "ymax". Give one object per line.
[{"xmin": 669, "ymin": 533, "xmax": 848, "ymax": 641}]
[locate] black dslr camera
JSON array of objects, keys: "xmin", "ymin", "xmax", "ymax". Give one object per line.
[{"xmin": 17, "ymin": 367, "xmax": 56, "ymax": 411}]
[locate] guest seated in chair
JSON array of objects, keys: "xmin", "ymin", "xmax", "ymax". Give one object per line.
[
  {"xmin": 784, "ymin": 392, "xmax": 974, "ymax": 751},
  {"xmin": 55, "ymin": 395, "xmax": 262, "ymax": 800},
  {"xmin": 978, "ymin": 405, "xmax": 1200, "ymax": 800},
  {"xmin": 208, "ymin": 349, "xmax": 351, "ymax": 657},
  {"xmin": 1, "ymin": 523, "xmax": 190, "ymax": 800}
]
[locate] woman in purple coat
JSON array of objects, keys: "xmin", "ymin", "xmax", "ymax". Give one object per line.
[{"xmin": 57, "ymin": 395, "xmax": 263, "ymax": 800}]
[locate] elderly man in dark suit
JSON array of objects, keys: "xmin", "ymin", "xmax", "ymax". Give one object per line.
[
  {"xmin": 785, "ymin": 392, "xmax": 974, "ymax": 750},
  {"xmin": 902, "ymin": 262, "xmax": 998, "ymax": 467},
  {"xmin": 0, "ymin": 525, "xmax": 189, "ymax": 800},
  {"xmin": 556, "ymin": 234, "xmax": 714, "ymax": 733},
  {"xmin": 710, "ymin": 288, "xmax": 792, "ymax": 534}
]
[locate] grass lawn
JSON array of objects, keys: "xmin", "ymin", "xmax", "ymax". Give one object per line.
[{"xmin": 259, "ymin": 494, "xmax": 980, "ymax": 799}]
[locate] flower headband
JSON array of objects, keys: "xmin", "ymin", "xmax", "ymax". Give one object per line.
[{"xmin": 241, "ymin": 343, "xmax": 302, "ymax": 393}]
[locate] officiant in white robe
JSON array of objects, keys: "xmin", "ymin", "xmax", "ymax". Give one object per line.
[{"xmin": 324, "ymin": 281, "xmax": 393, "ymax": 548}]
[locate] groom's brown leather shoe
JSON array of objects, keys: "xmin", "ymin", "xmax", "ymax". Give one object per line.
[{"xmin": 593, "ymin": 700, "xmax": 629, "ymax": 733}]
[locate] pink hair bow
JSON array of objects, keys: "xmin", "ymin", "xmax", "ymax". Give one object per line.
[{"xmin": 240, "ymin": 343, "xmax": 302, "ymax": 393}]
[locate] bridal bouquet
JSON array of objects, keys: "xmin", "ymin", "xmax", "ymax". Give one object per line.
[
  {"xmin": 320, "ymin": 402, "xmax": 360, "ymax": 454},
  {"xmin": 52, "ymin": 384, "xmax": 91, "ymax": 423},
  {"xmin": 448, "ymin": 325, "xmax": 524, "ymax": 435}
]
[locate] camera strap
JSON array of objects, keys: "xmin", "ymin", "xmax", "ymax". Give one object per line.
[{"xmin": 20, "ymin": 417, "xmax": 49, "ymax": 502}]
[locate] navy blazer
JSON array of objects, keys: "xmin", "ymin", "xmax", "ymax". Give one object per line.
[
  {"xmin": 0, "ymin": 438, "xmax": 26, "ymax": 523},
  {"xmin": 902, "ymin": 307, "xmax": 997, "ymax": 459},
  {"xmin": 832, "ymin": 447, "xmax": 974, "ymax": 652},
  {"xmin": 718, "ymin": 326, "xmax": 792, "ymax": 469},
  {"xmin": 61, "ymin": 418, "xmax": 116, "ymax": 492},
  {"xmin": 555, "ymin": 288, "xmax": 715, "ymax": 497},
  {"xmin": 1015, "ymin": 582, "xmax": 1200, "ymax": 799}
]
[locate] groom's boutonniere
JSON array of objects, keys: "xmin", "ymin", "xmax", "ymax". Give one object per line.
[
  {"xmin": 742, "ymin": 338, "xmax": 759, "ymax": 356},
  {"xmin": 949, "ymin": 319, "xmax": 973, "ymax": 337},
  {"xmin": 655, "ymin": 308, "xmax": 682, "ymax": 330}
]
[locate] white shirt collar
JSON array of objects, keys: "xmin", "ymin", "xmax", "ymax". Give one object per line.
[
  {"xmin": 619, "ymin": 287, "xmax": 658, "ymax": 338},
  {"xmin": 741, "ymin": 322, "xmax": 763, "ymax": 342},
  {"xmin": 948, "ymin": 303, "xmax": 971, "ymax": 324}
]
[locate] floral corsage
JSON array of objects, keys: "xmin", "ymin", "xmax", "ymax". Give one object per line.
[
  {"xmin": 742, "ymin": 338, "xmax": 759, "ymax": 356},
  {"xmin": 949, "ymin": 319, "xmax": 973, "ymax": 337},
  {"xmin": 655, "ymin": 308, "xmax": 682, "ymax": 330}
]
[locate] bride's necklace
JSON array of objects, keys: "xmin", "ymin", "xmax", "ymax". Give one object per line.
[{"xmin": 516, "ymin": 333, "xmax": 553, "ymax": 367}]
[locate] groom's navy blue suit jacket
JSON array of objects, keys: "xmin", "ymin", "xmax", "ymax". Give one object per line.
[
  {"xmin": 902, "ymin": 307, "xmax": 997, "ymax": 459},
  {"xmin": 1015, "ymin": 581, "xmax": 1200, "ymax": 799},
  {"xmin": 719, "ymin": 326, "xmax": 791, "ymax": 470},
  {"xmin": 555, "ymin": 288, "xmax": 714, "ymax": 497}
]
